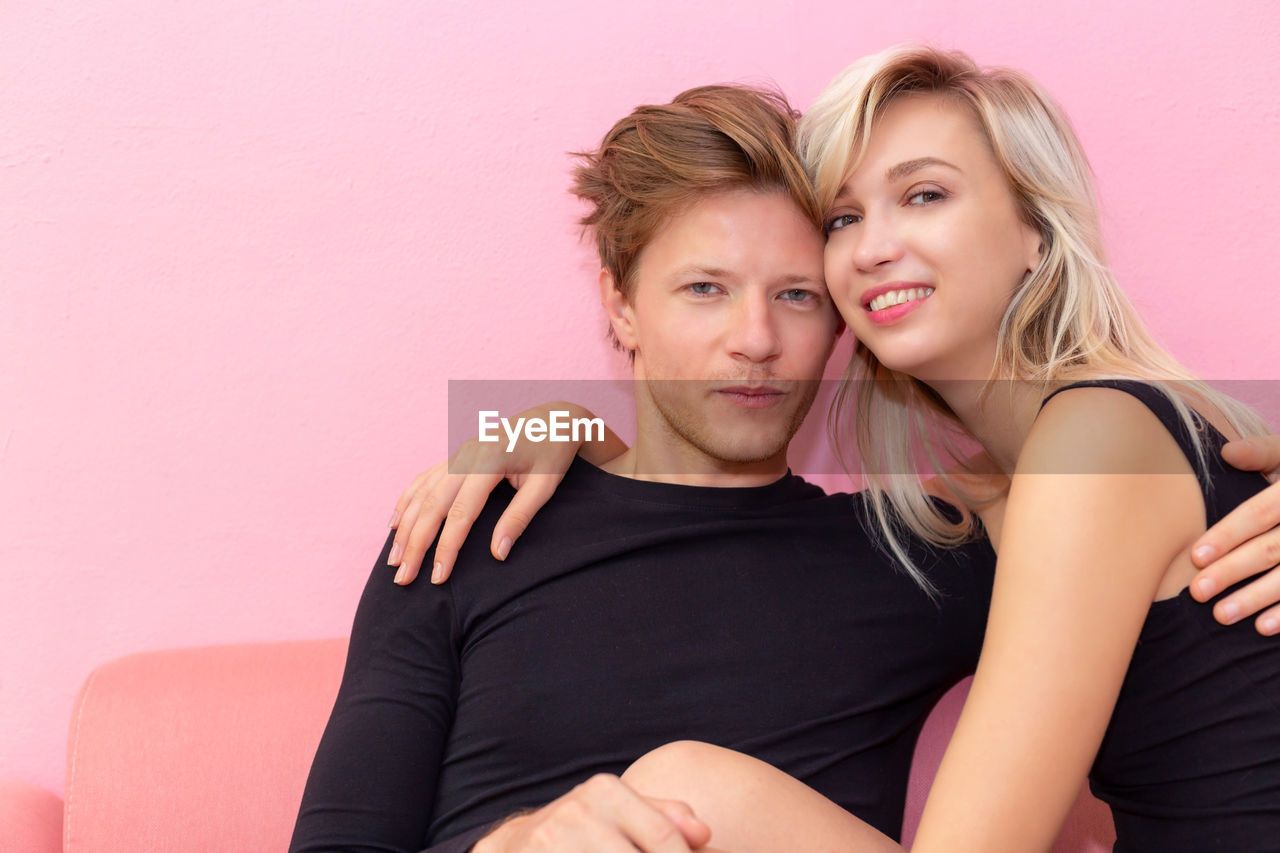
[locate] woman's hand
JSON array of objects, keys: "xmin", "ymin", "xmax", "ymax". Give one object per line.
[
  {"xmin": 1190, "ymin": 434, "xmax": 1280, "ymax": 634},
  {"xmin": 387, "ymin": 402, "xmax": 626, "ymax": 585}
]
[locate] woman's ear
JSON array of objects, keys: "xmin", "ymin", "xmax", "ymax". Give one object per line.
[
  {"xmin": 599, "ymin": 268, "xmax": 639, "ymax": 351},
  {"xmin": 1023, "ymin": 222, "xmax": 1046, "ymax": 272}
]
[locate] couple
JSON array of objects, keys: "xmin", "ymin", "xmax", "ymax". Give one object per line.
[{"xmin": 292, "ymin": 46, "xmax": 1280, "ymax": 852}]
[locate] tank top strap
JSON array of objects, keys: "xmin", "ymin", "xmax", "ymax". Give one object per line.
[{"xmin": 1039, "ymin": 378, "xmax": 1222, "ymax": 522}]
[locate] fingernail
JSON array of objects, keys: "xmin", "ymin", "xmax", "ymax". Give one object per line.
[
  {"xmin": 1195, "ymin": 576, "xmax": 1217, "ymax": 598},
  {"xmin": 496, "ymin": 536, "xmax": 512, "ymax": 561},
  {"xmin": 431, "ymin": 562, "xmax": 444, "ymax": 584},
  {"xmin": 1192, "ymin": 545, "xmax": 1217, "ymax": 565},
  {"xmin": 1262, "ymin": 617, "xmax": 1279, "ymax": 635},
  {"xmin": 394, "ymin": 565, "xmax": 409, "ymax": 585},
  {"xmin": 1221, "ymin": 601, "xmax": 1241, "ymax": 624},
  {"xmin": 388, "ymin": 510, "xmax": 400, "ymax": 528},
  {"xmin": 388, "ymin": 542, "xmax": 404, "ymax": 566}
]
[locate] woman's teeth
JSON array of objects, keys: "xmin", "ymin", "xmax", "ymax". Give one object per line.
[{"xmin": 869, "ymin": 287, "xmax": 934, "ymax": 312}]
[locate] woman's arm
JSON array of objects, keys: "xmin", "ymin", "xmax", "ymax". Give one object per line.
[
  {"xmin": 935, "ymin": 437, "xmax": 1280, "ymax": 635},
  {"xmin": 388, "ymin": 401, "xmax": 627, "ymax": 584},
  {"xmin": 616, "ymin": 388, "xmax": 1205, "ymax": 852},
  {"xmin": 609, "ymin": 392, "xmax": 1266, "ymax": 851},
  {"xmin": 909, "ymin": 386, "xmax": 1205, "ymax": 851}
]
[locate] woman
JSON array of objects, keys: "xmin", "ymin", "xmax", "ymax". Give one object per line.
[
  {"xmin": 390, "ymin": 47, "xmax": 1280, "ymax": 849},
  {"xmin": 609, "ymin": 46, "xmax": 1280, "ymax": 851}
]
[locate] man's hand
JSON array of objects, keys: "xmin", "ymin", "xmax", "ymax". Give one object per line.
[
  {"xmin": 1190, "ymin": 435, "xmax": 1280, "ymax": 634},
  {"xmin": 473, "ymin": 774, "xmax": 716, "ymax": 852}
]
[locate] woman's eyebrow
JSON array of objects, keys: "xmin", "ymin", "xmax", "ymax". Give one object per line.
[
  {"xmin": 885, "ymin": 157, "xmax": 961, "ymax": 182},
  {"xmin": 833, "ymin": 156, "xmax": 962, "ymax": 203}
]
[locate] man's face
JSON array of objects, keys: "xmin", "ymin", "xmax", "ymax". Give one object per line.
[{"xmin": 606, "ymin": 188, "xmax": 841, "ymax": 470}]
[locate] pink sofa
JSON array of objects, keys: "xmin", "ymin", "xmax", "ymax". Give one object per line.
[
  {"xmin": 2, "ymin": 639, "xmax": 1114, "ymax": 851},
  {"xmin": 3, "ymin": 639, "xmax": 347, "ymax": 852}
]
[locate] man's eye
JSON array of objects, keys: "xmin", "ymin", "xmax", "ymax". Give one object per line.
[
  {"xmin": 780, "ymin": 289, "xmax": 814, "ymax": 302},
  {"xmin": 688, "ymin": 282, "xmax": 720, "ymax": 295},
  {"xmin": 825, "ymin": 214, "xmax": 860, "ymax": 233}
]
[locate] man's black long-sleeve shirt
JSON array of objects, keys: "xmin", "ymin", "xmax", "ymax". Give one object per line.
[{"xmin": 290, "ymin": 459, "xmax": 994, "ymax": 852}]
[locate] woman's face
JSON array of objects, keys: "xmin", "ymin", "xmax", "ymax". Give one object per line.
[{"xmin": 822, "ymin": 92, "xmax": 1042, "ymax": 383}]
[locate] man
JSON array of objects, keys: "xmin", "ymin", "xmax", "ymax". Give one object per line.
[{"xmin": 291, "ymin": 84, "xmax": 1280, "ymax": 853}]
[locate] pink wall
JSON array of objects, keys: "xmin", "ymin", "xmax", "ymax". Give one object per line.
[{"xmin": 2, "ymin": 1, "xmax": 1278, "ymax": 794}]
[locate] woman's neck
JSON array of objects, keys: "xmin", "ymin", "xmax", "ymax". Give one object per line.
[{"xmin": 929, "ymin": 378, "xmax": 1046, "ymax": 475}]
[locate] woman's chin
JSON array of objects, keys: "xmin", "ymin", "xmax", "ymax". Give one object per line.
[
  {"xmin": 860, "ymin": 346, "xmax": 935, "ymax": 380},
  {"xmin": 859, "ymin": 337, "xmax": 993, "ymax": 385}
]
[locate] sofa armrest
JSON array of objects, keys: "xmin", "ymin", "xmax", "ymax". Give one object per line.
[
  {"xmin": 64, "ymin": 637, "xmax": 347, "ymax": 853},
  {"xmin": 0, "ymin": 779, "xmax": 63, "ymax": 853}
]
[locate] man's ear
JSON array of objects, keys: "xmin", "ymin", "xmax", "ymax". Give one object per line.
[{"xmin": 599, "ymin": 268, "xmax": 639, "ymax": 351}]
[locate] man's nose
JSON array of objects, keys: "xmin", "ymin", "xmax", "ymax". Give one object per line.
[{"xmin": 726, "ymin": 294, "xmax": 782, "ymax": 363}]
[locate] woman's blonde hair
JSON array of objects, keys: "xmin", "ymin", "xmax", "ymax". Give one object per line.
[{"xmin": 798, "ymin": 45, "xmax": 1269, "ymax": 594}]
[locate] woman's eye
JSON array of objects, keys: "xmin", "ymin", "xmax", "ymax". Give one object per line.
[
  {"xmin": 907, "ymin": 188, "xmax": 946, "ymax": 205},
  {"xmin": 825, "ymin": 214, "xmax": 860, "ymax": 233},
  {"xmin": 688, "ymin": 282, "xmax": 720, "ymax": 295}
]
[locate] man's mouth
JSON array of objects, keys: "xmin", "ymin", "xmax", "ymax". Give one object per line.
[{"xmin": 715, "ymin": 385, "xmax": 787, "ymax": 409}]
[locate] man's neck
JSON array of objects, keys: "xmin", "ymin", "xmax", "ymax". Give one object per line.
[
  {"xmin": 599, "ymin": 445, "xmax": 789, "ymax": 488},
  {"xmin": 599, "ymin": 398, "xmax": 791, "ymax": 488}
]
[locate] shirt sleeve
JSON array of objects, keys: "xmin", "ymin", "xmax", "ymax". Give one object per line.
[
  {"xmin": 290, "ymin": 532, "xmax": 463, "ymax": 852},
  {"xmin": 417, "ymin": 823, "xmax": 492, "ymax": 853}
]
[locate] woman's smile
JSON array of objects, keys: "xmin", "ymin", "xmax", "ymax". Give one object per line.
[{"xmin": 862, "ymin": 282, "xmax": 936, "ymax": 324}]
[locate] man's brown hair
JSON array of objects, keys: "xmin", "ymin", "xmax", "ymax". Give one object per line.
[{"xmin": 572, "ymin": 84, "xmax": 821, "ymax": 348}]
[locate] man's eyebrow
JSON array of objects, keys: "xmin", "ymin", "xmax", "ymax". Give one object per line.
[
  {"xmin": 775, "ymin": 273, "xmax": 824, "ymax": 286},
  {"xmin": 672, "ymin": 266, "xmax": 820, "ymax": 286},
  {"xmin": 672, "ymin": 265, "xmax": 735, "ymax": 280},
  {"xmin": 885, "ymin": 157, "xmax": 960, "ymax": 183}
]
